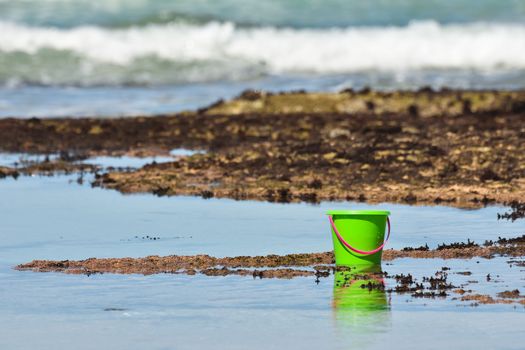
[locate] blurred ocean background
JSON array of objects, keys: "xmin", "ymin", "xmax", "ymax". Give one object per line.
[{"xmin": 0, "ymin": 0, "xmax": 524, "ymax": 117}]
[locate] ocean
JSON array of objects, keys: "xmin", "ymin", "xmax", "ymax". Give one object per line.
[{"xmin": 0, "ymin": 0, "xmax": 524, "ymax": 117}]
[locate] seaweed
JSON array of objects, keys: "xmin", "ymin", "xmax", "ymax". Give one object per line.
[{"xmin": 437, "ymin": 239, "xmax": 478, "ymax": 250}]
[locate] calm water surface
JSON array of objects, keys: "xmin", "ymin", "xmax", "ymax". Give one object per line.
[{"xmin": 0, "ymin": 174, "xmax": 524, "ymax": 349}]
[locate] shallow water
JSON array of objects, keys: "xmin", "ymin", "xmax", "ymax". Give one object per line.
[
  {"xmin": 79, "ymin": 155, "xmax": 169, "ymax": 168},
  {"xmin": 0, "ymin": 149, "xmax": 201, "ymax": 169},
  {"xmin": 1, "ymin": 175, "xmax": 524, "ymax": 264},
  {"xmin": 1, "ymin": 258, "xmax": 524, "ymax": 350},
  {"xmin": 0, "ymin": 174, "xmax": 524, "ymax": 349},
  {"xmin": 2, "ymin": 70, "xmax": 525, "ymax": 118},
  {"xmin": 79, "ymin": 148, "xmax": 204, "ymax": 169},
  {"xmin": 0, "ymin": 152, "xmax": 59, "ymax": 167}
]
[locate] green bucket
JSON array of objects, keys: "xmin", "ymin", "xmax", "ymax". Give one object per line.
[{"xmin": 327, "ymin": 210, "xmax": 390, "ymax": 267}]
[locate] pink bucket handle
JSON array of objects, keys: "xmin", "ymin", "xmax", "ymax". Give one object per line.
[{"xmin": 328, "ymin": 215, "xmax": 391, "ymax": 255}]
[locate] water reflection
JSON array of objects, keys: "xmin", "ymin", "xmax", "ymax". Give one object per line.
[{"xmin": 332, "ymin": 265, "xmax": 391, "ymax": 341}]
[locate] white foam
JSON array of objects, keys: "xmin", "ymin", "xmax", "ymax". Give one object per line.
[{"xmin": 0, "ymin": 20, "xmax": 524, "ymax": 73}]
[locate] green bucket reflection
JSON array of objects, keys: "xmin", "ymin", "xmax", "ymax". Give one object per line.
[{"xmin": 333, "ymin": 265, "xmax": 390, "ymax": 329}]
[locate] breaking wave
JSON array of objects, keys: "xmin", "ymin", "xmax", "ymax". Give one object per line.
[{"xmin": 1, "ymin": 20, "xmax": 524, "ymax": 86}]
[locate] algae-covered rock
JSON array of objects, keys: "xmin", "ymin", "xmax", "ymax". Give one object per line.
[
  {"xmin": 203, "ymin": 89, "xmax": 525, "ymax": 118},
  {"xmin": 1, "ymin": 89, "xmax": 525, "ymax": 207}
]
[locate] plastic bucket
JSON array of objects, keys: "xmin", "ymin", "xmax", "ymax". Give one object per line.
[{"xmin": 327, "ymin": 210, "xmax": 390, "ymax": 266}]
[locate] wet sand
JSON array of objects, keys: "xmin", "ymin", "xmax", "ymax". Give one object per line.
[{"xmin": 1, "ymin": 89, "xmax": 525, "ymax": 208}]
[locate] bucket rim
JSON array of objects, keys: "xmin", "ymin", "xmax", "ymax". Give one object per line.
[{"xmin": 326, "ymin": 210, "xmax": 390, "ymax": 216}]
